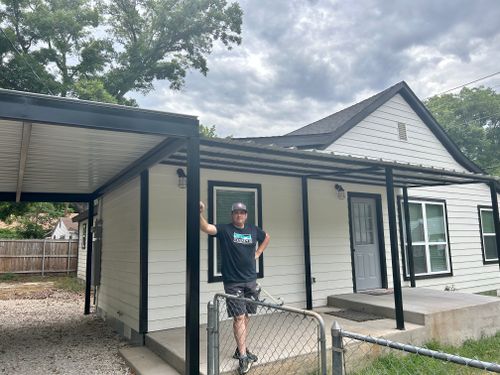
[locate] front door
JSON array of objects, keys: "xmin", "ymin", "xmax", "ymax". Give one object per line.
[{"xmin": 350, "ymin": 196, "xmax": 382, "ymax": 291}]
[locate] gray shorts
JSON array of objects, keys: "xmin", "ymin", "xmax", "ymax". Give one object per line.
[{"xmin": 224, "ymin": 280, "xmax": 259, "ymax": 317}]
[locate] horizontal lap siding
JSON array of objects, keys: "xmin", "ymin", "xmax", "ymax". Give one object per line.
[
  {"xmin": 406, "ymin": 183, "xmax": 500, "ymax": 293},
  {"xmin": 325, "ymin": 94, "xmax": 467, "ymax": 172},
  {"xmin": 98, "ymin": 178, "xmax": 140, "ymax": 331},
  {"xmin": 148, "ymin": 165, "xmax": 306, "ymax": 331},
  {"xmin": 308, "ymin": 181, "xmax": 396, "ymax": 307}
]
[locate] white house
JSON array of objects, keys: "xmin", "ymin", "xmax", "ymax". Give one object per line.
[
  {"xmin": 48, "ymin": 215, "xmax": 79, "ymax": 240},
  {"xmin": 74, "ymin": 82, "xmax": 499, "ymax": 350}
]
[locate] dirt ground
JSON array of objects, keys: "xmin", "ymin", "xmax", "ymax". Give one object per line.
[{"xmin": 0, "ymin": 280, "xmax": 134, "ymax": 375}]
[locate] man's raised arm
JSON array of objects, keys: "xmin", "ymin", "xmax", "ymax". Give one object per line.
[{"xmin": 200, "ymin": 201, "xmax": 217, "ymax": 235}]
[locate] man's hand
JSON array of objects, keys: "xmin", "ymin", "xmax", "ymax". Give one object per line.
[
  {"xmin": 200, "ymin": 201, "xmax": 217, "ymax": 235},
  {"xmin": 200, "ymin": 201, "xmax": 205, "ymax": 213}
]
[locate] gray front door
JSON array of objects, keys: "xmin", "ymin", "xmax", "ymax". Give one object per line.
[{"xmin": 350, "ymin": 196, "xmax": 382, "ymax": 291}]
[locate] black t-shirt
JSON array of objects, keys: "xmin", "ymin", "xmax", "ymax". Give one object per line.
[{"xmin": 214, "ymin": 223, "xmax": 266, "ymax": 283}]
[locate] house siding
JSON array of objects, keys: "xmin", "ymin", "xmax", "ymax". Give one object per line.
[
  {"xmin": 98, "ymin": 177, "xmax": 140, "ymax": 332},
  {"xmin": 325, "ymin": 94, "xmax": 468, "ymax": 172},
  {"xmin": 148, "ymin": 164, "xmax": 306, "ymax": 331},
  {"xmin": 405, "ymin": 183, "xmax": 500, "ymax": 293}
]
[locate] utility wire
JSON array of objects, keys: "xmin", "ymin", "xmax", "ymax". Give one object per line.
[
  {"xmin": 0, "ymin": 27, "xmax": 55, "ymax": 95},
  {"xmin": 428, "ymin": 71, "xmax": 500, "ymax": 98}
]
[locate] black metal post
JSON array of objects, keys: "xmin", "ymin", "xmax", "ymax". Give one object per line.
[
  {"xmin": 403, "ymin": 187, "xmax": 416, "ymax": 287},
  {"xmin": 185, "ymin": 136, "xmax": 200, "ymax": 375},
  {"xmin": 84, "ymin": 200, "xmax": 94, "ymax": 315},
  {"xmin": 139, "ymin": 170, "xmax": 149, "ymax": 335},
  {"xmin": 301, "ymin": 176, "xmax": 313, "ymax": 310},
  {"xmin": 489, "ymin": 181, "xmax": 500, "ymax": 271},
  {"xmin": 385, "ymin": 168, "xmax": 405, "ymax": 330}
]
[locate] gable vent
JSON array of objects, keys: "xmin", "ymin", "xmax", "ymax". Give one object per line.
[{"xmin": 397, "ymin": 122, "xmax": 408, "ymax": 141}]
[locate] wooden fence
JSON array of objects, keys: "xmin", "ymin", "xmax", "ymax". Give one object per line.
[{"xmin": 0, "ymin": 239, "xmax": 78, "ymax": 275}]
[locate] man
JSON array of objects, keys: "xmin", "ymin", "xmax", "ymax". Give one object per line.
[{"xmin": 200, "ymin": 201, "xmax": 270, "ymax": 374}]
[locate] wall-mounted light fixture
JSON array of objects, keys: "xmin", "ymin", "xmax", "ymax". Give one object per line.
[
  {"xmin": 176, "ymin": 168, "xmax": 187, "ymax": 189},
  {"xmin": 334, "ymin": 183, "xmax": 346, "ymax": 200}
]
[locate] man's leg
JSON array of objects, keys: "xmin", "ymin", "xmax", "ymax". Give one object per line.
[{"xmin": 233, "ymin": 314, "xmax": 247, "ymax": 356}]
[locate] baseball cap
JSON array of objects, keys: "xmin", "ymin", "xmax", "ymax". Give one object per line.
[{"xmin": 231, "ymin": 202, "xmax": 247, "ymax": 212}]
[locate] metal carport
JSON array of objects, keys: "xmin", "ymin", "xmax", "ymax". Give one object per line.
[
  {"xmin": 164, "ymin": 137, "xmax": 500, "ymax": 331},
  {"xmin": 0, "ymin": 89, "xmax": 201, "ymax": 375}
]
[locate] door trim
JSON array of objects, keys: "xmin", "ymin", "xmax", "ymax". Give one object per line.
[{"xmin": 347, "ymin": 192, "xmax": 388, "ymax": 293}]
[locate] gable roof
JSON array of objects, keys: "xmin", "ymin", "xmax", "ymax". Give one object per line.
[{"xmin": 240, "ymin": 81, "xmax": 483, "ymax": 173}]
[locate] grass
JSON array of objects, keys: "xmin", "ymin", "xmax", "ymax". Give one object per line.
[
  {"xmin": 351, "ymin": 332, "xmax": 500, "ymax": 375},
  {"xmin": 0, "ymin": 273, "xmax": 84, "ymax": 293}
]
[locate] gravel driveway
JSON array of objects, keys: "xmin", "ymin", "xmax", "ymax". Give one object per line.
[{"xmin": 0, "ymin": 281, "xmax": 133, "ymax": 375}]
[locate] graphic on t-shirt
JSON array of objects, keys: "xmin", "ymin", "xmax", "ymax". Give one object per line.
[{"xmin": 233, "ymin": 232, "xmax": 253, "ymax": 245}]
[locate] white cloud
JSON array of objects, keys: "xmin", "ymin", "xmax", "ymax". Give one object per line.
[{"xmin": 131, "ymin": 0, "xmax": 500, "ymax": 137}]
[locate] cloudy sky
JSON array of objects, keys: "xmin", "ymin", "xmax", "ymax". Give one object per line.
[{"xmin": 132, "ymin": 0, "xmax": 500, "ymax": 138}]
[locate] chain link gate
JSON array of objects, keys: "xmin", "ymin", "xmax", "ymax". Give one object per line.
[{"xmin": 207, "ymin": 293, "xmax": 327, "ymax": 375}]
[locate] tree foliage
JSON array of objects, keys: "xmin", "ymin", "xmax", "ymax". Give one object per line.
[
  {"xmin": 0, "ymin": 0, "xmax": 243, "ymax": 103},
  {"xmin": 199, "ymin": 123, "xmax": 217, "ymax": 137},
  {"xmin": 0, "ymin": 202, "xmax": 70, "ymax": 238},
  {"xmin": 425, "ymin": 87, "xmax": 500, "ymax": 176}
]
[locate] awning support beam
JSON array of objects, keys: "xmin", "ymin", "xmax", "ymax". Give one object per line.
[
  {"xmin": 84, "ymin": 199, "xmax": 94, "ymax": 315},
  {"xmin": 385, "ymin": 167, "xmax": 405, "ymax": 330},
  {"xmin": 185, "ymin": 135, "xmax": 200, "ymax": 375},
  {"xmin": 301, "ymin": 177, "xmax": 313, "ymax": 310},
  {"xmin": 16, "ymin": 122, "xmax": 32, "ymax": 202}
]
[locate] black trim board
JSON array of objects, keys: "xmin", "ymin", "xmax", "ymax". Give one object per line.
[
  {"xmin": 347, "ymin": 192, "xmax": 388, "ymax": 293},
  {"xmin": 396, "ymin": 196, "xmax": 454, "ymax": 280},
  {"xmin": 139, "ymin": 170, "xmax": 149, "ymax": 336},
  {"xmin": 0, "ymin": 192, "xmax": 93, "ymax": 202},
  {"xmin": 477, "ymin": 205, "xmax": 499, "ymax": 265},
  {"xmin": 207, "ymin": 181, "xmax": 264, "ymax": 283},
  {"xmin": 301, "ymin": 177, "xmax": 313, "ymax": 309}
]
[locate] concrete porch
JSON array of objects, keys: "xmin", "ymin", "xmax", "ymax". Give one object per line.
[{"xmin": 137, "ymin": 288, "xmax": 499, "ymax": 375}]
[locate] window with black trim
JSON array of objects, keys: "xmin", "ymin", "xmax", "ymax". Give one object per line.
[
  {"xmin": 400, "ymin": 199, "xmax": 451, "ymax": 277},
  {"xmin": 478, "ymin": 206, "xmax": 498, "ymax": 263},
  {"xmin": 208, "ymin": 181, "xmax": 263, "ymax": 283}
]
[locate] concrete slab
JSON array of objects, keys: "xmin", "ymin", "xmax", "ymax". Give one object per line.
[{"xmin": 120, "ymin": 346, "xmax": 181, "ymax": 375}]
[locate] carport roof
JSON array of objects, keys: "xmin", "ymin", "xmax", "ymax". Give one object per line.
[
  {"xmin": 164, "ymin": 137, "xmax": 500, "ymax": 188},
  {"xmin": 0, "ymin": 89, "xmax": 199, "ymax": 201}
]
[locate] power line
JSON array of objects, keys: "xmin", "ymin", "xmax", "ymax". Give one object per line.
[
  {"xmin": 0, "ymin": 27, "xmax": 55, "ymax": 95},
  {"xmin": 429, "ymin": 71, "xmax": 500, "ymax": 98}
]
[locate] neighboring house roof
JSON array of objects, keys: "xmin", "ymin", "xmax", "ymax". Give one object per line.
[
  {"xmin": 48, "ymin": 214, "xmax": 79, "ymax": 238},
  {"xmin": 239, "ymin": 81, "xmax": 483, "ymax": 174}
]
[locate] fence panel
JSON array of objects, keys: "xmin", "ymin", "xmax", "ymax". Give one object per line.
[
  {"xmin": 0, "ymin": 239, "xmax": 78, "ymax": 274},
  {"xmin": 332, "ymin": 321, "xmax": 500, "ymax": 374},
  {"xmin": 208, "ymin": 293, "xmax": 327, "ymax": 375}
]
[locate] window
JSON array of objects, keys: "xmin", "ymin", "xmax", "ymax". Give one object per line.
[
  {"xmin": 478, "ymin": 207, "xmax": 498, "ymax": 263},
  {"xmin": 81, "ymin": 223, "xmax": 87, "ymax": 250},
  {"xmin": 208, "ymin": 181, "xmax": 263, "ymax": 283},
  {"xmin": 401, "ymin": 200, "xmax": 451, "ymax": 277}
]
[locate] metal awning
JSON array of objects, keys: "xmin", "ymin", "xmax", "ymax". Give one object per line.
[
  {"xmin": 0, "ymin": 89, "xmax": 198, "ymax": 201},
  {"xmin": 164, "ymin": 138, "xmax": 499, "ymax": 188}
]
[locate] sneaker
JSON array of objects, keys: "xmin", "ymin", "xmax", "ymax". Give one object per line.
[
  {"xmin": 238, "ymin": 355, "xmax": 253, "ymax": 375},
  {"xmin": 233, "ymin": 347, "xmax": 258, "ymax": 362}
]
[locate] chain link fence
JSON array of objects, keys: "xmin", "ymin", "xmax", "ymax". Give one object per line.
[
  {"xmin": 207, "ymin": 293, "xmax": 327, "ymax": 375},
  {"xmin": 332, "ymin": 321, "xmax": 500, "ymax": 375}
]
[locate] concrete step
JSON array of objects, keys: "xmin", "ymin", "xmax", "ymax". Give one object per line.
[
  {"xmin": 327, "ymin": 294, "xmax": 426, "ymax": 325},
  {"xmin": 145, "ymin": 333, "xmax": 187, "ymax": 375},
  {"xmin": 120, "ymin": 346, "xmax": 181, "ymax": 375}
]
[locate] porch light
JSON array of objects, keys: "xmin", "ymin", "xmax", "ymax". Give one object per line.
[
  {"xmin": 334, "ymin": 183, "xmax": 346, "ymax": 200},
  {"xmin": 176, "ymin": 168, "xmax": 187, "ymax": 189}
]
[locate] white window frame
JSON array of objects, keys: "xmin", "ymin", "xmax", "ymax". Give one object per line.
[
  {"xmin": 402, "ymin": 200, "xmax": 451, "ymax": 277},
  {"xmin": 479, "ymin": 207, "xmax": 498, "ymax": 262}
]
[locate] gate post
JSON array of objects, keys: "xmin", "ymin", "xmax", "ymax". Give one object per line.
[{"xmin": 331, "ymin": 321, "xmax": 344, "ymax": 375}]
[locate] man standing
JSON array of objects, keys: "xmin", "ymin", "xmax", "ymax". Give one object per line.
[{"xmin": 200, "ymin": 201, "xmax": 270, "ymax": 374}]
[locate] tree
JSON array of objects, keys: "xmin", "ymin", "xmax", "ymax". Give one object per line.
[
  {"xmin": 199, "ymin": 123, "xmax": 217, "ymax": 137},
  {"xmin": 0, "ymin": 202, "xmax": 70, "ymax": 238},
  {"xmin": 425, "ymin": 87, "xmax": 500, "ymax": 176},
  {"xmin": 0, "ymin": 0, "xmax": 243, "ymax": 103}
]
